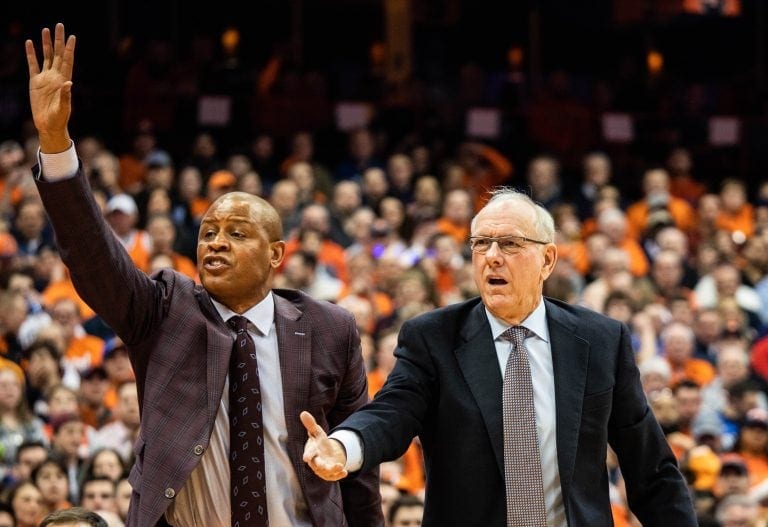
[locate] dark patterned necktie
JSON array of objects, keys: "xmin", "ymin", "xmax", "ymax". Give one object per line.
[
  {"xmin": 501, "ymin": 326, "xmax": 547, "ymax": 527},
  {"xmin": 228, "ymin": 315, "xmax": 269, "ymax": 527}
]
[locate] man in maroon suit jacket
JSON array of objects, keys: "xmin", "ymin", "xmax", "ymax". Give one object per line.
[{"xmin": 26, "ymin": 23, "xmax": 382, "ymax": 527}]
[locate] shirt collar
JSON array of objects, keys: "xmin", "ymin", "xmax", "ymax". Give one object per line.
[
  {"xmin": 211, "ymin": 291, "xmax": 275, "ymax": 336},
  {"xmin": 486, "ymin": 298, "xmax": 549, "ymax": 343}
]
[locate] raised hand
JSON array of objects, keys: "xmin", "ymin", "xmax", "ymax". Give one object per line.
[
  {"xmin": 300, "ymin": 411, "xmax": 349, "ymax": 481},
  {"xmin": 25, "ymin": 23, "xmax": 76, "ymax": 153}
]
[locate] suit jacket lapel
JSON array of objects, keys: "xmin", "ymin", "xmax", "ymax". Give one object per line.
[
  {"xmin": 454, "ymin": 303, "xmax": 505, "ymax": 475},
  {"xmin": 273, "ymin": 294, "xmax": 312, "ymax": 472},
  {"xmin": 545, "ymin": 299, "xmax": 589, "ymax": 496},
  {"xmin": 196, "ymin": 288, "xmax": 232, "ymax": 429}
]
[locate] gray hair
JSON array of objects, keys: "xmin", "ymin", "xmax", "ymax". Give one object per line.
[{"xmin": 471, "ymin": 187, "xmax": 555, "ymax": 242}]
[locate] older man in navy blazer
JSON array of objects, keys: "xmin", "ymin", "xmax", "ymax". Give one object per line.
[
  {"xmin": 26, "ymin": 24, "xmax": 381, "ymax": 527},
  {"xmin": 303, "ymin": 187, "xmax": 697, "ymax": 526}
]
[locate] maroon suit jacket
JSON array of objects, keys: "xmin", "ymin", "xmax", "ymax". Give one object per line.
[{"xmin": 36, "ymin": 169, "xmax": 382, "ymax": 527}]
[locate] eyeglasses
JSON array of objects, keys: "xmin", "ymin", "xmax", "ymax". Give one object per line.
[{"xmin": 469, "ymin": 235, "xmax": 549, "ymax": 255}]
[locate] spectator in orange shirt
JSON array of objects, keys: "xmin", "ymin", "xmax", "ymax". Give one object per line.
[
  {"xmin": 145, "ymin": 213, "xmax": 198, "ymax": 281},
  {"xmin": 32, "ymin": 457, "xmax": 72, "ymax": 515},
  {"xmin": 367, "ymin": 329, "xmax": 399, "ymax": 400},
  {"xmin": 117, "ymin": 127, "xmax": 156, "ymax": 195},
  {"xmin": 595, "ymin": 207, "xmax": 649, "ymax": 277},
  {"xmin": 104, "ymin": 194, "xmax": 151, "ymax": 273},
  {"xmin": 77, "ymin": 367, "xmax": 112, "ymax": 430},
  {"xmin": 282, "ymin": 204, "xmax": 349, "ymax": 283},
  {"xmin": 99, "ymin": 338, "xmax": 135, "ymax": 413},
  {"xmin": 666, "ymin": 147, "xmax": 706, "ymax": 206},
  {"xmin": 552, "ymin": 203, "xmax": 590, "ymax": 276},
  {"xmin": 716, "ymin": 178, "xmax": 754, "ymax": 240},
  {"xmin": 661, "ymin": 321, "xmax": 716, "ymax": 388},
  {"xmin": 435, "ymin": 188, "xmax": 473, "ymax": 246},
  {"xmin": 626, "ymin": 167, "xmax": 697, "ymax": 240},
  {"xmin": 48, "ymin": 298, "xmax": 104, "ymax": 377}
]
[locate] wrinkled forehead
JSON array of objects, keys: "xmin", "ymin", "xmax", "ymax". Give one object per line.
[
  {"xmin": 204, "ymin": 196, "xmax": 259, "ymax": 222},
  {"xmin": 474, "ymin": 199, "xmax": 536, "ymax": 234}
]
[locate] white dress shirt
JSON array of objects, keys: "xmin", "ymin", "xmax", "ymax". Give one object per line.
[{"xmin": 166, "ymin": 294, "xmax": 312, "ymax": 527}]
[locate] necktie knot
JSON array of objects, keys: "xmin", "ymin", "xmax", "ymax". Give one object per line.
[
  {"xmin": 228, "ymin": 315, "xmax": 249, "ymax": 334},
  {"xmin": 502, "ymin": 326, "xmax": 531, "ymax": 348}
]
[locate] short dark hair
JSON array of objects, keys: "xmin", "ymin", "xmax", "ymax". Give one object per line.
[
  {"xmin": 14, "ymin": 440, "xmax": 48, "ymax": 463},
  {"xmin": 387, "ymin": 494, "xmax": 424, "ymax": 524},
  {"xmin": 39, "ymin": 507, "xmax": 107, "ymax": 527}
]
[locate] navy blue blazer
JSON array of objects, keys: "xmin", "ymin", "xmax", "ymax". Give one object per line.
[{"xmin": 338, "ymin": 296, "xmax": 697, "ymax": 526}]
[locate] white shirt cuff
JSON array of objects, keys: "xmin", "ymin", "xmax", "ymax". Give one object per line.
[
  {"xmin": 329, "ymin": 429, "xmax": 364, "ymax": 472},
  {"xmin": 38, "ymin": 141, "xmax": 78, "ymax": 180}
]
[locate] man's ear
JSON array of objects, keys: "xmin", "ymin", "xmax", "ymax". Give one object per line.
[
  {"xmin": 270, "ymin": 240, "xmax": 286, "ymax": 268},
  {"xmin": 541, "ymin": 244, "xmax": 558, "ymax": 280}
]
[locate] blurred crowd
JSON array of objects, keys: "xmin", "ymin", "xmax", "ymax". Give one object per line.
[
  {"xmin": 0, "ymin": 118, "xmax": 767, "ymax": 526},
  {"xmin": 0, "ymin": 22, "xmax": 767, "ymax": 526}
]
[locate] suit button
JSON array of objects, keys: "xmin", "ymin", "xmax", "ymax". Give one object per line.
[
  {"xmin": 164, "ymin": 488, "xmax": 176, "ymax": 499},
  {"xmin": 194, "ymin": 445, "xmax": 205, "ymax": 455}
]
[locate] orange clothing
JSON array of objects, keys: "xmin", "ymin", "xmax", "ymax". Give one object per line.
[
  {"xmin": 367, "ymin": 368, "xmax": 387, "ymax": 400},
  {"xmin": 395, "ymin": 441, "xmax": 426, "ymax": 495},
  {"xmin": 189, "ymin": 197, "xmax": 210, "ymax": 219},
  {"xmin": 617, "ymin": 238, "xmax": 649, "ymax": 278},
  {"xmin": 626, "ymin": 197, "xmax": 697, "ymax": 238},
  {"xmin": 465, "ymin": 145, "xmax": 513, "ymax": 211},
  {"xmin": 611, "ymin": 502, "xmax": 632, "ymax": 527},
  {"xmin": 125, "ymin": 230, "xmax": 151, "ymax": 273},
  {"xmin": 282, "ymin": 238, "xmax": 349, "ymax": 284},
  {"xmin": 103, "ymin": 385, "xmax": 118, "ymax": 410},
  {"xmin": 741, "ymin": 451, "xmax": 768, "ymax": 488},
  {"xmin": 556, "ymin": 240, "xmax": 590, "ymax": 276},
  {"xmin": 716, "ymin": 203, "xmax": 755, "ymax": 238},
  {"xmin": 435, "ymin": 218, "xmax": 470, "ymax": 246},
  {"xmin": 0, "ymin": 179, "xmax": 22, "ymax": 207},
  {"xmin": 367, "ymin": 368, "xmax": 426, "ymax": 495},
  {"xmin": 118, "ymin": 155, "xmax": 147, "ymax": 191},
  {"xmin": 171, "ymin": 252, "xmax": 199, "ymax": 281},
  {"xmin": 42, "ymin": 272, "xmax": 96, "ymax": 321},
  {"xmin": 64, "ymin": 334, "xmax": 105, "ymax": 372},
  {"xmin": 668, "ymin": 358, "xmax": 716, "ymax": 388},
  {"xmin": 670, "ymin": 176, "xmax": 706, "ymax": 205},
  {"xmin": 434, "ymin": 264, "xmax": 457, "ymax": 295}
]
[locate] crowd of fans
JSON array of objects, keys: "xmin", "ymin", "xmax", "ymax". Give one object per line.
[
  {"xmin": 0, "ymin": 118, "xmax": 766, "ymax": 525},
  {"xmin": 1, "ymin": 43, "xmax": 768, "ymax": 523}
]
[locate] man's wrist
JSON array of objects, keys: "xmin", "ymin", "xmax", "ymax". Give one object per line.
[{"xmin": 38, "ymin": 132, "xmax": 72, "ymax": 154}]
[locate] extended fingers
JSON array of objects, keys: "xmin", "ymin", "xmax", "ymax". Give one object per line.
[
  {"xmin": 25, "ymin": 40, "xmax": 39, "ymax": 77},
  {"xmin": 41, "ymin": 27, "xmax": 52, "ymax": 69},
  {"xmin": 300, "ymin": 411, "xmax": 326, "ymax": 439},
  {"xmin": 62, "ymin": 35, "xmax": 76, "ymax": 80}
]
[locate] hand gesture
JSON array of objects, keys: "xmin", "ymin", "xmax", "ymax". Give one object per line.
[
  {"xmin": 300, "ymin": 411, "xmax": 348, "ymax": 481},
  {"xmin": 25, "ymin": 23, "xmax": 76, "ymax": 152}
]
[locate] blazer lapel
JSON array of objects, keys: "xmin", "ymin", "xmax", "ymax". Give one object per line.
[
  {"xmin": 196, "ymin": 288, "xmax": 232, "ymax": 429},
  {"xmin": 545, "ymin": 299, "xmax": 589, "ymax": 495},
  {"xmin": 454, "ymin": 303, "xmax": 505, "ymax": 475},
  {"xmin": 273, "ymin": 294, "xmax": 312, "ymax": 470}
]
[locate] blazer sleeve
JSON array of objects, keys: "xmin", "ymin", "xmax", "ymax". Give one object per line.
[
  {"xmin": 34, "ymin": 168, "xmax": 164, "ymax": 344},
  {"xmin": 608, "ymin": 322, "xmax": 697, "ymax": 526},
  {"xmin": 339, "ymin": 319, "xmax": 436, "ymax": 472}
]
